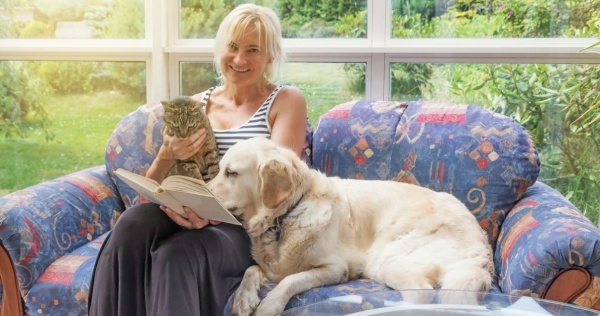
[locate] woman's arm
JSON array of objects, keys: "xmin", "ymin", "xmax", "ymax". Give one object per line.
[{"xmin": 269, "ymin": 86, "xmax": 308, "ymax": 157}]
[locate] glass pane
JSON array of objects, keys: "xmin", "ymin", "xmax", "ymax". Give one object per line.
[
  {"xmin": 180, "ymin": 62, "xmax": 219, "ymax": 96},
  {"xmin": 180, "ymin": 61, "xmax": 365, "ymax": 125},
  {"xmin": 283, "ymin": 63, "xmax": 366, "ymax": 124},
  {"xmin": 0, "ymin": 60, "xmax": 146, "ymax": 196},
  {"xmin": 0, "ymin": 0, "xmax": 144, "ymax": 39},
  {"xmin": 391, "ymin": 0, "xmax": 600, "ymax": 38},
  {"xmin": 179, "ymin": 0, "xmax": 367, "ymax": 39},
  {"xmin": 390, "ymin": 62, "xmax": 600, "ymax": 223}
]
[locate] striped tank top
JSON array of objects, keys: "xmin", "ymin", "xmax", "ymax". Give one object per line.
[{"xmin": 200, "ymin": 85, "xmax": 285, "ymax": 157}]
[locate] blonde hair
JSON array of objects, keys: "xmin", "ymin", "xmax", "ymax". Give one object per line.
[{"xmin": 214, "ymin": 4, "xmax": 285, "ymax": 90}]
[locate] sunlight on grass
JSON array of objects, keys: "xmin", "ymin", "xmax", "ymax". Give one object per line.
[{"xmin": 0, "ymin": 91, "xmax": 144, "ymax": 195}]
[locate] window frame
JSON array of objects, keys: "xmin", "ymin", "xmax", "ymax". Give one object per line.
[{"xmin": 0, "ymin": 0, "xmax": 598, "ymax": 103}]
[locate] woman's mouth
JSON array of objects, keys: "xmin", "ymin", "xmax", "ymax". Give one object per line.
[{"xmin": 230, "ymin": 66, "xmax": 250, "ymax": 73}]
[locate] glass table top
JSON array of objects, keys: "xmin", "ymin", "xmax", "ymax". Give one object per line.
[{"xmin": 280, "ymin": 289, "xmax": 599, "ymax": 316}]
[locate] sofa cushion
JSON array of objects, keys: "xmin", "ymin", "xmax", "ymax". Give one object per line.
[
  {"xmin": 105, "ymin": 102, "xmax": 314, "ymax": 209},
  {"xmin": 105, "ymin": 101, "xmax": 165, "ymax": 209},
  {"xmin": 312, "ymin": 100, "xmax": 540, "ymax": 247},
  {"xmin": 23, "ymin": 232, "xmax": 108, "ymax": 316},
  {"xmin": 0, "ymin": 166, "xmax": 120, "ymax": 298}
]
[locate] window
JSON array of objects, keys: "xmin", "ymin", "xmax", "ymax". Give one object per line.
[
  {"xmin": 0, "ymin": 0, "xmax": 144, "ymax": 39},
  {"xmin": 1, "ymin": 0, "xmax": 599, "ymax": 223}
]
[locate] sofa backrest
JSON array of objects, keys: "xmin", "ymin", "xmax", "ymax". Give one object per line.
[
  {"xmin": 312, "ymin": 100, "xmax": 541, "ymax": 247},
  {"xmin": 105, "ymin": 101, "xmax": 313, "ymax": 209}
]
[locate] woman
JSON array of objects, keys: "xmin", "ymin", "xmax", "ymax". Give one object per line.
[{"xmin": 88, "ymin": 4, "xmax": 307, "ymax": 316}]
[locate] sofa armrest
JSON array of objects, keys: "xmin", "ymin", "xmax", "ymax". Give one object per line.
[
  {"xmin": 496, "ymin": 181, "xmax": 600, "ymax": 303},
  {"xmin": 0, "ymin": 166, "xmax": 123, "ymax": 301}
]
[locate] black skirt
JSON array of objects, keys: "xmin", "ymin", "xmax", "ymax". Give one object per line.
[{"xmin": 88, "ymin": 202, "xmax": 253, "ymax": 316}]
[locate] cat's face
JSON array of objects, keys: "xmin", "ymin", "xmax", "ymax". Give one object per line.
[{"xmin": 161, "ymin": 97, "xmax": 205, "ymax": 139}]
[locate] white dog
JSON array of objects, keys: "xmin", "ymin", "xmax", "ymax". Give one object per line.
[{"xmin": 207, "ymin": 137, "xmax": 494, "ymax": 316}]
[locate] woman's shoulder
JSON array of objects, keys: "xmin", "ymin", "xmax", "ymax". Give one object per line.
[
  {"xmin": 275, "ymin": 85, "xmax": 305, "ymax": 103},
  {"xmin": 190, "ymin": 86, "xmax": 217, "ymax": 102}
]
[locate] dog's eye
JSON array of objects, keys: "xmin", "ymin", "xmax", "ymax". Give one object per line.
[{"xmin": 225, "ymin": 168, "xmax": 238, "ymax": 177}]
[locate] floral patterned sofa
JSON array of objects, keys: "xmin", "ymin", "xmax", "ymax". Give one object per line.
[{"xmin": 1, "ymin": 99, "xmax": 600, "ymax": 316}]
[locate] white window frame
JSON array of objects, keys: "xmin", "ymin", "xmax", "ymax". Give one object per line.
[{"xmin": 0, "ymin": 0, "xmax": 598, "ymax": 103}]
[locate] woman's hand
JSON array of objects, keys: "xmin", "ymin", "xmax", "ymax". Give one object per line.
[
  {"xmin": 158, "ymin": 128, "xmax": 207, "ymax": 161},
  {"xmin": 160, "ymin": 205, "xmax": 220, "ymax": 230}
]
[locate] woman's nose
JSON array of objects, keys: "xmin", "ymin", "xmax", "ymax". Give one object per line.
[{"xmin": 233, "ymin": 50, "xmax": 245, "ymax": 64}]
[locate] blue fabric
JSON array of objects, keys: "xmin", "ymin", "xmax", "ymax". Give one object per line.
[{"xmin": 0, "ymin": 167, "xmax": 120, "ymax": 315}]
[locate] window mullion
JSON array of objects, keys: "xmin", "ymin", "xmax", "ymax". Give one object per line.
[{"xmin": 147, "ymin": 0, "xmax": 168, "ymax": 102}]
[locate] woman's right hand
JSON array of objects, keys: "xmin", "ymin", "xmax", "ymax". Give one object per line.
[
  {"xmin": 146, "ymin": 128, "xmax": 208, "ymax": 183},
  {"xmin": 160, "ymin": 205, "xmax": 211, "ymax": 230},
  {"xmin": 158, "ymin": 128, "xmax": 207, "ymax": 161}
]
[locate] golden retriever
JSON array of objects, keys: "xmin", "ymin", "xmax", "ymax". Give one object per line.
[{"xmin": 207, "ymin": 137, "xmax": 494, "ymax": 316}]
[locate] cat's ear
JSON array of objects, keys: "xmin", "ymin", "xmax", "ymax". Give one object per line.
[{"xmin": 161, "ymin": 100, "xmax": 173, "ymax": 109}]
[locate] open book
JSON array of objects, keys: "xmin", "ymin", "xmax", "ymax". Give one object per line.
[{"xmin": 115, "ymin": 168, "xmax": 241, "ymax": 225}]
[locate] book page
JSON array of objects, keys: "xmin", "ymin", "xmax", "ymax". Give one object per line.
[
  {"xmin": 161, "ymin": 175, "xmax": 211, "ymax": 197},
  {"xmin": 167, "ymin": 190, "xmax": 241, "ymax": 225}
]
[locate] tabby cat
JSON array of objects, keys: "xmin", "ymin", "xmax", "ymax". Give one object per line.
[{"xmin": 160, "ymin": 96, "xmax": 220, "ymax": 181}]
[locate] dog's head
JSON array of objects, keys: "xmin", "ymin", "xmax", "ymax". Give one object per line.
[{"xmin": 207, "ymin": 137, "xmax": 309, "ymax": 230}]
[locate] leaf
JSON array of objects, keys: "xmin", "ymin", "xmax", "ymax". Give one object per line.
[
  {"xmin": 581, "ymin": 40, "xmax": 600, "ymax": 52},
  {"xmin": 517, "ymin": 82, "xmax": 529, "ymax": 92}
]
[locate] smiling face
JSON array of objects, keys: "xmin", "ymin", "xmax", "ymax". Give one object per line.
[
  {"xmin": 221, "ymin": 25, "xmax": 271, "ymax": 87},
  {"xmin": 213, "ymin": 4, "xmax": 284, "ymax": 89}
]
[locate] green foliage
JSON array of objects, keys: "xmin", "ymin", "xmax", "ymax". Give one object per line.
[
  {"xmin": 335, "ymin": 9, "xmax": 366, "ymax": 38},
  {"xmin": 33, "ymin": 0, "xmax": 87, "ymax": 21},
  {"xmin": 180, "ymin": 62, "xmax": 219, "ymax": 96},
  {"xmin": 392, "ymin": 0, "xmax": 440, "ymax": 21},
  {"xmin": 278, "ymin": 0, "xmax": 365, "ymax": 37},
  {"xmin": 0, "ymin": 61, "xmax": 52, "ymax": 139},
  {"xmin": 99, "ymin": 63, "xmax": 147, "ymax": 97},
  {"xmin": 36, "ymin": 61, "xmax": 97, "ymax": 94},
  {"xmin": 493, "ymin": 0, "xmax": 570, "ymax": 37},
  {"xmin": 18, "ymin": 20, "xmax": 54, "ymax": 38},
  {"xmin": 180, "ymin": 0, "xmax": 235, "ymax": 38},
  {"xmin": 390, "ymin": 63, "xmax": 433, "ymax": 100},
  {"xmin": 342, "ymin": 63, "xmax": 365, "ymax": 95},
  {"xmin": 96, "ymin": 0, "xmax": 144, "ymax": 39}
]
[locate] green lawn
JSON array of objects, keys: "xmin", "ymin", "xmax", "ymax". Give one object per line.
[{"xmin": 0, "ymin": 91, "xmax": 144, "ymax": 196}]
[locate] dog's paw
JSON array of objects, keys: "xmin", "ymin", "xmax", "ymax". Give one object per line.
[
  {"xmin": 232, "ymin": 290, "xmax": 261, "ymax": 316},
  {"xmin": 254, "ymin": 301, "xmax": 286, "ymax": 316},
  {"xmin": 254, "ymin": 293, "xmax": 287, "ymax": 316}
]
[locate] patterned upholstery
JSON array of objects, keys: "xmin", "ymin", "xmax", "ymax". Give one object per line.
[
  {"xmin": 0, "ymin": 167, "xmax": 120, "ymax": 315},
  {"xmin": 1, "ymin": 99, "xmax": 599, "ymax": 315}
]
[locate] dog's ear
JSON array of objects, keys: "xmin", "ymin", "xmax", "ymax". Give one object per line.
[{"xmin": 258, "ymin": 157, "xmax": 297, "ymax": 210}]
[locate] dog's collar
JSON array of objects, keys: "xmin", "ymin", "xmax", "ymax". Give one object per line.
[{"xmin": 270, "ymin": 194, "xmax": 304, "ymax": 242}]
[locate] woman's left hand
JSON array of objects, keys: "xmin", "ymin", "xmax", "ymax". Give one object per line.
[{"xmin": 160, "ymin": 205, "xmax": 212, "ymax": 230}]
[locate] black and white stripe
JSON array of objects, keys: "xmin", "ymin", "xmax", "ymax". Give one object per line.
[{"xmin": 202, "ymin": 85, "xmax": 285, "ymax": 157}]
